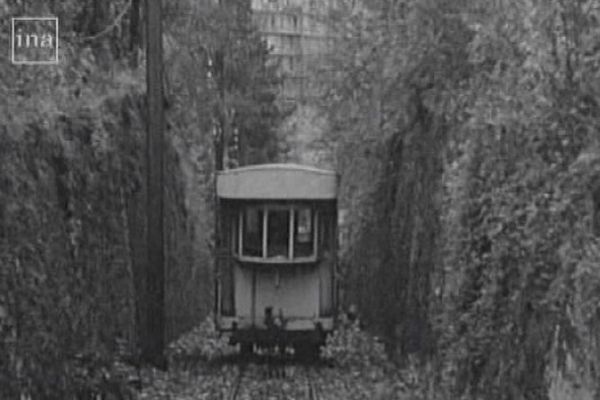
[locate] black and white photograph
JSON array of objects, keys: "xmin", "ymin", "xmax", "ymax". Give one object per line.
[{"xmin": 2, "ymin": 0, "xmax": 600, "ymax": 399}]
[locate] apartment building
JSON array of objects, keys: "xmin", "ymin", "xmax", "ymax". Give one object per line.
[{"xmin": 251, "ymin": 0, "xmax": 338, "ymax": 101}]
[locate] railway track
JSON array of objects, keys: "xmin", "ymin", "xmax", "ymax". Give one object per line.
[
  {"xmin": 305, "ymin": 366, "xmax": 321, "ymax": 400},
  {"xmin": 226, "ymin": 363, "xmax": 245, "ymax": 400},
  {"xmin": 225, "ymin": 362, "xmax": 321, "ymax": 400}
]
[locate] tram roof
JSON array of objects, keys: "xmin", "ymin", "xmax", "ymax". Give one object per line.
[{"xmin": 216, "ymin": 163, "xmax": 338, "ymax": 200}]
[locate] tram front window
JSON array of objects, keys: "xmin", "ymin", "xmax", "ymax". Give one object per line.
[
  {"xmin": 294, "ymin": 208, "xmax": 313, "ymax": 257},
  {"xmin": 242, "ymin": 207, "xmax": 263, "ymax": 257},
  {"xmin": 239, "ymin": 206, "xmax": 316, "ymax": 260},
  {"xmin": 267, "ymin": 210, "xmax": 289, "ymax": 258}
]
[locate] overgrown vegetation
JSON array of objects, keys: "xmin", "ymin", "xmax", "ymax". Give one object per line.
[
  {"xmin": 325, "ymin": 0, "xmax": 600, "ymax": 398},
  {"xmin": 166, "ymin": 316, "xmax": 232, "ymax": 370},
  {"xmin": 322, "ymin": 320, "xmax": 390, "ymax": 370},
  {"xmin": 5, "ymin": 0, "xmax": 600, "ymax": 398},
  {"xmin": 0, "ymin": 0, "xmax": 283, "ymax": 398}
]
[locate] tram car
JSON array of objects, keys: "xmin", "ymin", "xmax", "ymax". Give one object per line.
[{"xmin": 214, "ymin": 164, "xmax": 338, "ymax": 354}]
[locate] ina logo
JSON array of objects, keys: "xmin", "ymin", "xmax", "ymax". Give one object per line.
[{"xmin": 11, "ymin": 17, "xmax": 59, "ymax": 65}]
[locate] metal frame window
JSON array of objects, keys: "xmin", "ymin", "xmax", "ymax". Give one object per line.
[{"xmin": 237, "ymin": 205, "xmax": 318, "ymax": 262}]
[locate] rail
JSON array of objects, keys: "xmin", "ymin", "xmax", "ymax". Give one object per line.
[
  {"xmin": 226, "ymin": 363, "xmax": 245, "ymax": 400},
  {"xmin": 305, "ymin": 366, "xmax": 321, "ymax": 400},
  {"xmin": 226, "ymin": 361, "xmax": 321, "ymax": 399}
]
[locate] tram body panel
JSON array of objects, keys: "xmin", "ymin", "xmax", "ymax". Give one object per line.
[
  {"xmin": 232, "ymin": 263, "xmax": 323, "ymax": 329},
  {"xmin": 217, "ymin": 258, "xmax": 336, "ymax": 332},
  {"xmin": 252, "ymin": 265, "xmax": 320, "ymax": 326}
]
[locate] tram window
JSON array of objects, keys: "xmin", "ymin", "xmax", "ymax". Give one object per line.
[
  {"xmin": 242, "ymin": 207, "xmax": 263, "ymax": 257},
  {"xmin": 320, "ymin": 214, "xmax": 331, "ymax": 252},
  {"xmin": 294, "ymin": 208, "xmax": 314, "ymax": 257},
  {"xmin": 232, "ymin": 213, "xmax": 239, "ymax": 255},
  {"xmin": 237, "ymin": 206, "xmax": 318, "ymax": 260},
  {"xmin": 267, "ymin": 210, "xmax": 290, "ymax": 258}
]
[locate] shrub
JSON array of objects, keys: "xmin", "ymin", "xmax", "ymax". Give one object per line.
[
  {"xmin": 321, "ymin": 320, "xmax": 391, "ymax": 371},
  {"xmin": 166, "ymin": 316, "xmax": 232, "ymax": 370}
]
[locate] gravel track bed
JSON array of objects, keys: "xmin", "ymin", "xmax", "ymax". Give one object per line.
[
  {"xmin": 138, "ymin": 364, "xmax": 240, "ymax": 400},
  {"xmin": 233, "ymin": 363, "xmax": 310, "ymax": 400},
  {"xmin": 137, "ymin": 361, "xmax": 408, "ymax": 400}
]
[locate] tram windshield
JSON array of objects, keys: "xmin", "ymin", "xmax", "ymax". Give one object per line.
[
  {"xmin": 239, "ymin": 206, "xmax": 316, "ymax": 260},
  {"xmin": 267, "ymin": 210, "xmax": 289, "ymax": 258},
  {"xmin": 294, "ymin": 208, "xmax": 313, "ymax": 257},
  {"xmin": 242, "ymin": 207, "xmax": 263, "ymax": 257}
]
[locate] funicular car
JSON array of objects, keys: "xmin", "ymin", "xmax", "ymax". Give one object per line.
[{"xmin": 214, "ymin": 164, "xmax": 338, "ymax": 354}]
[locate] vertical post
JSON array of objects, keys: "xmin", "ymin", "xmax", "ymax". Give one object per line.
[
  {"xmin": 313, "ymin": 211, "xmax": 319, "ymax": 256},
  {"xmin": 238, "ymin": 212, "xmax": 243, "ymax": 255},
  {"xmin": 289, "ymin": 208, "xmax": 294, "ymax": 259},
  {"xmin": 262, "ymin": 209, "xmax": 268, "ymax": 258},
  {"xmin": 144, "ymin": 0, "xmax": 165, "ymax": 368}
]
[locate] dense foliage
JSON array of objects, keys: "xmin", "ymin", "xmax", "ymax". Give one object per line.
[
  {"xmin": 0, "ymin": 0, "xmax": 283, "ymax": 398},
  {"xmin": 324, "ymin": 0, "xmax": 600, "ymax": 398},
  {"xmin": 164, "ymin": 0, "xmax": 286, "ymax": 169},
  {"xmin": 322, "ymin": 320, "xmax": 390, "ymax": 371},
  {"xmin": 324, "ymin": 0, "xmax": 470, "ymax": 358},
  {"xmin": 6, "ymin": 0, "xmax": 600, "ymax": 398},
  {"xmin": 166, "ymin": 316, "xmax": 232, "ymax": 370},
  {"xmin": 0, "ymin": 65, "xmax": 144, "ymax": 398}
]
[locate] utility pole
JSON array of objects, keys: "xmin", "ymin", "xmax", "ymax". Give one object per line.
[{"xmin": 144, "ymin": 0, "xmax": 165, "ymax": 368}]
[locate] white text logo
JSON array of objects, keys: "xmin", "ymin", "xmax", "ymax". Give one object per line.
[{"xmin": 11, "ymin": 17, "xmax": 59, "ymax": 65}]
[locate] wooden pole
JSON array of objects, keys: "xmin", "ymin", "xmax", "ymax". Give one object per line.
[{"xmin": 144, "ymin": 0, "xmax": 165, "ymax": 368}]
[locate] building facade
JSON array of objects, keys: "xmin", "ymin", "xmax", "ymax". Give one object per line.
[{"xmin": 251, "ymin": 0, "xmax": 338, "ymax": 101}]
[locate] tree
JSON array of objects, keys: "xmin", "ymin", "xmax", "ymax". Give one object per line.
[{"xmin": 164, "ymin": 0, "xmax": 285, "ymax": 170}]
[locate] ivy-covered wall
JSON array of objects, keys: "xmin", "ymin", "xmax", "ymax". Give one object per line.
[{"xmin": 0, "ymin": 87, "xmax": 212, "ymax": 398}]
